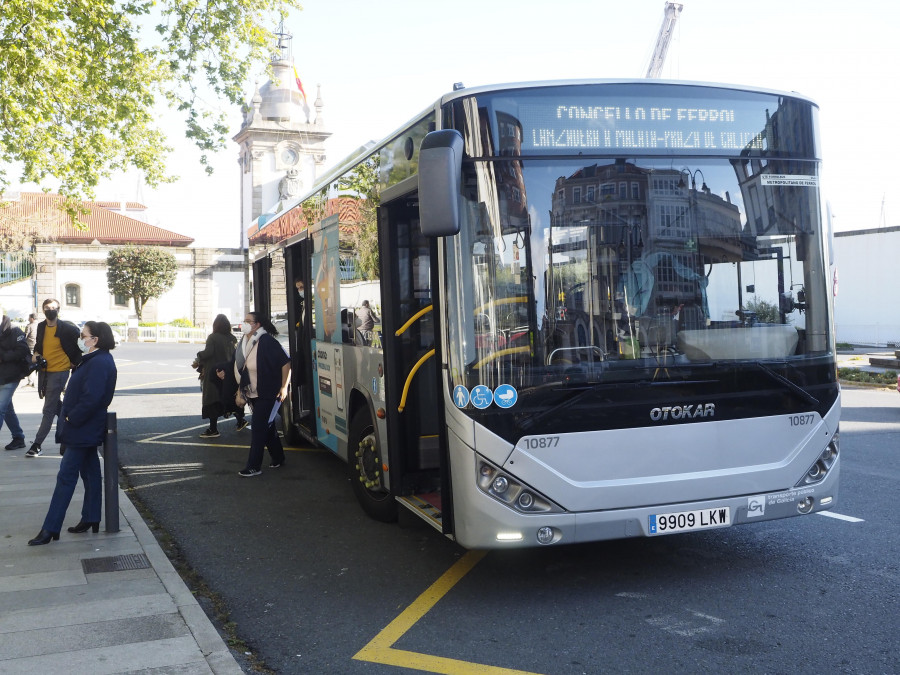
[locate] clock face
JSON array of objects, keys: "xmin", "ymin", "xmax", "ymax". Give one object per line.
[{"xmin": 281, "ymin": 148, "xmax": 298, "ymax": 166}]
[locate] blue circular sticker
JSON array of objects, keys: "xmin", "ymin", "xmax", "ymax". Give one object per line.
[
  {"xmin": 453, "ymin": 385, "xmax": 470, "ymax": 408},
  {"xmin": 494, "ymin": 384, "xmax": 518, "ymax": 408},
  {"xmin": 469, "ymin": 385, "xmax": 493, "ymax": 409}
]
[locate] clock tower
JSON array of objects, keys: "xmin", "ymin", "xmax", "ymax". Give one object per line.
[{"xmin": 233, "ymin": 26, "xmax": 330, "ymax": 246}]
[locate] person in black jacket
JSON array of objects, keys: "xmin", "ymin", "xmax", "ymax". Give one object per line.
[
  {"xmin": 29, "ymin": 321, "xmax": 117, "ymax": 545},
  {"xmin": 27, "ymin": 298, "xmax": 82, "ymax": 457},
  {"xmin": 0, "ymin": 315, "xmax": 29, "ymax": 451},
  {"xmin": 217, "ymin": 311, "xmax": 290, "ymax": 477}
]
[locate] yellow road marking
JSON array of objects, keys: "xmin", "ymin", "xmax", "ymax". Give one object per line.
[
  {"xmin": 117, "ymin": 375, "xmax": 200, "ymax": 390},
  {"xmin": 138, "ymin": 422, "xmax": 316, "ymax": 452},
  {"xmin": 353, "ymin": 551, "xmax": 543, "ymax": 674}
]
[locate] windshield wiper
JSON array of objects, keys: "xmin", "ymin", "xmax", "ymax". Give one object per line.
[{"xmin": 756, "ymin": 362, "xmax": 819, "ymax": 406}]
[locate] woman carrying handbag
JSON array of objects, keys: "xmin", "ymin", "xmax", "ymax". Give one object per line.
[{"xmin": 217, "ymin": 312, "xmax": 290, "ymax": 477}]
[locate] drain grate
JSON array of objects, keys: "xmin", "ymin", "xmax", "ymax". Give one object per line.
[{"xmin": 82, "ymin": 553, "xmax": 151, "ymax": 574}]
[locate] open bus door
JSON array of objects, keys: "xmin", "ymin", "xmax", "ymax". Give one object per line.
[
  {"xmin": 378, "ymin": 186, "xmax": 453, "ymax": 535},
  {"xmin": 284, "ymin": 237, "xmax": 316, "ymax": 442}
]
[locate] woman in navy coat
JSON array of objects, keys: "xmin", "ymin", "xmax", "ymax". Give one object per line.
[{"xmin": 29, "ymin": 321, "xmax": 117, "ymax": 545}]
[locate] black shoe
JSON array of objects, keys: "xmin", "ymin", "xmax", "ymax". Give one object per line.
[
  {"xmin": 25, "ymin": 444, "xmax": 42, "ymax": 457},
  {"xmin": 269, "ymin": 461, "xmax": 284, "ymax": 468},
  {"xmin": 4, "ymin": 438, "xmax": 25, "ymax": 451},
  {"xmin": 67, "ymin": 521, "xmax": 100, "ymax": 534},
  {"xmin": 238, "ymin": 468, "xmax": 262, "ymax": 477},
  {"xmin": 235, "ymin": 419, "xmax": 249, "ymax": 431},
  {"xmin": 28, "ymin": 529, "xmax": 59, "ymax": 545},
  {"xmin": 199, "ymin": 428, "xmax": 220, "ymax": 438}
]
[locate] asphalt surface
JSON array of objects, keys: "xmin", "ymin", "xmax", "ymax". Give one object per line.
[{"xmin": 113, "ymin": 343, "xmax": 898, "ymax": 674}]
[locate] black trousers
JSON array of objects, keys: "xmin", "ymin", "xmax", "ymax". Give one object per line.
[{"xmin": 244, "ymin": 397, "xmax": 285, "ymax": 470}]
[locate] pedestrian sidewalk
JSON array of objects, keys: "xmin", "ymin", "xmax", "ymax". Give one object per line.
[{"xmin": 0, "ymin": 385, "xmax": 243, "ymax": 674}]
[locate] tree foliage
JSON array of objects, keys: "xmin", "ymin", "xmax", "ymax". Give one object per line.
[
  {"xmin": 341, "ymin": 156, "xmax": 381, "ymax": 280},
  {"xmin": 107, "ymin": 245, "xmax": 178, "ymax": 320},
  {"xmin": 0, "ymin": 0, "xmax": 302, "ymax": 203}
]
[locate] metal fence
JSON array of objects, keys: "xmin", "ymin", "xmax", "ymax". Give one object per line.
[
  {"xmin": 0, "ymin": 252, "xmax": 34, "ymax": 286},
  {"xmin": 131, "ymin": 326, "xmax": 207, "ymax": 343}
]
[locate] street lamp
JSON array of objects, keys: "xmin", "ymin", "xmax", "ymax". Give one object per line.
[{"xmin": 677, "ymin": 168, "xmax": 707, "ymax": 192}]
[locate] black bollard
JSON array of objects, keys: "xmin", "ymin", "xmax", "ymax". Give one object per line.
[{"xmin": 103, "ymin": 412, "xmax": 119, "ymax": 533}]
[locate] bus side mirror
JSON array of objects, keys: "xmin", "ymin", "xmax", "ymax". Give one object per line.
[{"xmin": 418, "ymin": 129, "xmax": 463, "ymax": 237}]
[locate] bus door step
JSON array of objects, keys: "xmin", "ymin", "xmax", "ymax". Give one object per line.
[{"xmin": 397, "ymin": 493, "xmax": 442, "ymax": 531}]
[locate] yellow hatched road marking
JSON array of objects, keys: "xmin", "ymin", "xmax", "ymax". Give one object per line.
[
  {"xmin": 117, "ymin": 375, "xmax": 200, "ymax": 390},
  {"xmin": 138, "ymin": 423, "xmax": 315, "ymax": 452},
  {"xmin": 353, "ymin": 550, "xmax": 543, "ymax": 674}
]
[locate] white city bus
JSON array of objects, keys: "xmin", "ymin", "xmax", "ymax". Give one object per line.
[{"xmin": 251, "ymin": 79, "xmax": 840, "ymax": 548}]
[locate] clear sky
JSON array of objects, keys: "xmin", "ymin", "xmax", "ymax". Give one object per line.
[{"xmin": 59, "ymin": 0, "xmax": 900, "ymax": 246}]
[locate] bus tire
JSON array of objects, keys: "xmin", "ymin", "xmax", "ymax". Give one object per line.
[{"xmin": 348, "ymin": 409, "xmax": 397, "ymax": 523}]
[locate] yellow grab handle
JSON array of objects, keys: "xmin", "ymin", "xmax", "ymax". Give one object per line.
[
  {"xmin": 395, "ymin": 304, "xmax": 433, "ymax": 337},
  {"xmin": 398, "ymin": 348, "xmax": 435, "ymax": 412},
  {"xmin": 472, "ymin": 346, "xmax": 531, "ymax": 370}
]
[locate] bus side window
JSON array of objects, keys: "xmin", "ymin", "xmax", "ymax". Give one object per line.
[{"xmin": 341, "ymin": 309, "xmax": 355, "ymax": 344}]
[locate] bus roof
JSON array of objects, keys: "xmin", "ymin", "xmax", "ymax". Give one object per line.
[{"xmin": 256, "ymin": 79, "xmax": 818, "ymax": 236}]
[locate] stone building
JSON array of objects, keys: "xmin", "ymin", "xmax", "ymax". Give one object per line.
[{"xmin": 0, "ymin": 192, "xmax": 245, "ymax": 328}]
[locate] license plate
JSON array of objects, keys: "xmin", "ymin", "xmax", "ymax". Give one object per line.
[{"xmin": 649, "ymin": 507, "xmax": 731, "ymax": 535}]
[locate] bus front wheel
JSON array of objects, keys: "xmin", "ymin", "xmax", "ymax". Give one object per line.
[{"xmin": 348, "ymin": 410, "xmax": 397, "ymax": 523}]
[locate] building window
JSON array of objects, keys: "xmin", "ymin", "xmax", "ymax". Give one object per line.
[
  {"xmin": 114, "ymin": 292, "xmax": 129, "ymax": 307},
  {"xmin": 65, "ymin": 284, "xmax": 81, "ymax": 307},
  {"xmin": 586, "ymin": 185, "xmax": 595, "ymax": 202},
  {"xmin": 631, "ymin": 182, "xmax": 640, "ymax": 200},
  {"xmin": 573, "ymin": 187, "xmax": 582, "ymax": 204},
  {"xmin": 619, "ymin": 182, "xmax": 627, "ymax": 200}
]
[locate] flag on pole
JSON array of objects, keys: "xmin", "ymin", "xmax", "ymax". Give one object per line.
[{"xmin": 293, "ymin": 62, "xmax": 311, "ymax": 120}]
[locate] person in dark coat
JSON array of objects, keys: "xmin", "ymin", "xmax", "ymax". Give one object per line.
[
  {"xmin": 196, "ymin": 314, "xmax": 246, "ymax": 437},
  {"xmin": 28, "ymin": 298, "xmax": 82, "ymax": 456},
  {"xmin": 217, "ymin": 311, "xmax": 290, "ymax": 477},
  {"xmin": 0, "ymin": 315, "xmax": 29, "ymax": 451},
  {"xmin": 28, "ymin": 321, "xmax": 117, "ymax": 545}
]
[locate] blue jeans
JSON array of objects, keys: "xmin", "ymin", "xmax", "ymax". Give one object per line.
[
  {"xmin": 36, "ymin": 370, "xmax": 69, "ymax": 446},
  {"xmin": 244, "ymin": 396, "xmax": 285, "ymax": 471},
  {"xmin": 42, "ymin": 445, "xmax": 102, "ymax": 534},
  {"xmin": 0, "ymin": 380, "xmax": 24, "ymax": 440}
]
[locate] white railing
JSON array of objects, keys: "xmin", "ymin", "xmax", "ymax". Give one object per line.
[{"xmin": 130, "ymin": 326, "xmax": 208, "ymax": 343}]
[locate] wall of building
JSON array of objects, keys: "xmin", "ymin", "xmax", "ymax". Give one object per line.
[
  {"xmin": 833, "ymin": 226, "xmax": 900, "ymax": 346},
  {"xmin": 0, "ymin": 244, "xmax": 247, "ymax": 329}
]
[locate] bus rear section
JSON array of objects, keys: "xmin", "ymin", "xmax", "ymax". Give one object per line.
[{"xmin": 423, "ymin": 81, "xmax": 840, "ymax": 548}]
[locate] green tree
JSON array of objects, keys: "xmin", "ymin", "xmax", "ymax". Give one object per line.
[
  {"xmin": 107, "ymin": 245, "xmax": 178, "ymax": 320},
  {"xmin": 341, "ymin": 156, "xmax": 381, "ymax": 280},
  {"xmin": 0, "ymin": 0, "xmax": 302, "ymax": 209}
]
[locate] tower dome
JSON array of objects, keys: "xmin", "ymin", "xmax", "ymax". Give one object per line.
[{"xmin": 258, "ymin": 60, "xmax": 308, "ymax": 122}]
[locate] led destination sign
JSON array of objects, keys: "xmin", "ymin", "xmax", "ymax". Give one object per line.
[
  {"xmin": 498, "ymin": 89, "xmax": 815, "ymax": 156},
  {"xmin": 523, "ymin": 102, "xmax": 763, "ymax": 152}
]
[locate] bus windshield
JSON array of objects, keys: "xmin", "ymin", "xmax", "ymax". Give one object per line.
[{"xmin": 444, "ymin": 152, "xmax": 834, "ymax": 439}]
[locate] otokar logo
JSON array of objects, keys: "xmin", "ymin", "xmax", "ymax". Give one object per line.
[{"xmin": 650, "ymin": 403, "xmax": 715, "ymax": 422}]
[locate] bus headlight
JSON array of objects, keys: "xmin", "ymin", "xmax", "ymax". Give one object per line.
[
  {"xmin": 796, "ymin": 429, "xmax": 839, "ymax": 487},
  {"xmin": 476, "ymin": 460, "xmax": 562, "ymax": 514}
]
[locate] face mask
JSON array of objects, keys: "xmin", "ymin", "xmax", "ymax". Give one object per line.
[
  {"xmin": 240, "ymin": 322, "xmax": 253, "ymax": 335},
  {"xmin": 44, "ymin": 309, "xmax": 58, "ymax": 321},
  {"xmin": 297, "ymin": 289, "xmax": 305, "ymax": 298},
  {"xmin": 78, "ymin": 338, "xmax": 91, "ymax": 353}
]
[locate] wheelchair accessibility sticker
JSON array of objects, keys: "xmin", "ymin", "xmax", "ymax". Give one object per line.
[
  {"xmin": 453, "ymin": 384, "xmax": 517, "ymax": 409},
  {"xmin": 469, "ymin": 385, "xmax": 493, "ymax": 409}
]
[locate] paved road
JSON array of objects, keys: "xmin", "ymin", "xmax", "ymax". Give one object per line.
[{"xmin": 112, "ymin": 343, "xmax": 899, "ymax": 674}]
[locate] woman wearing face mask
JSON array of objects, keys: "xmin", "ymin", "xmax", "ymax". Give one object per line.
[
  {"xmin": 217, "ymin": 312, "xmax": 290, "ymax": 477},
  {"xmin": 29, "ymin": 321, "xmax": 117, "ymax": 545}
]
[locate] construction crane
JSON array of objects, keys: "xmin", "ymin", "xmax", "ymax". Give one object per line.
[{"xmin": 645, "ymin": 2, "xmax": 684, "ymax": 78}]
